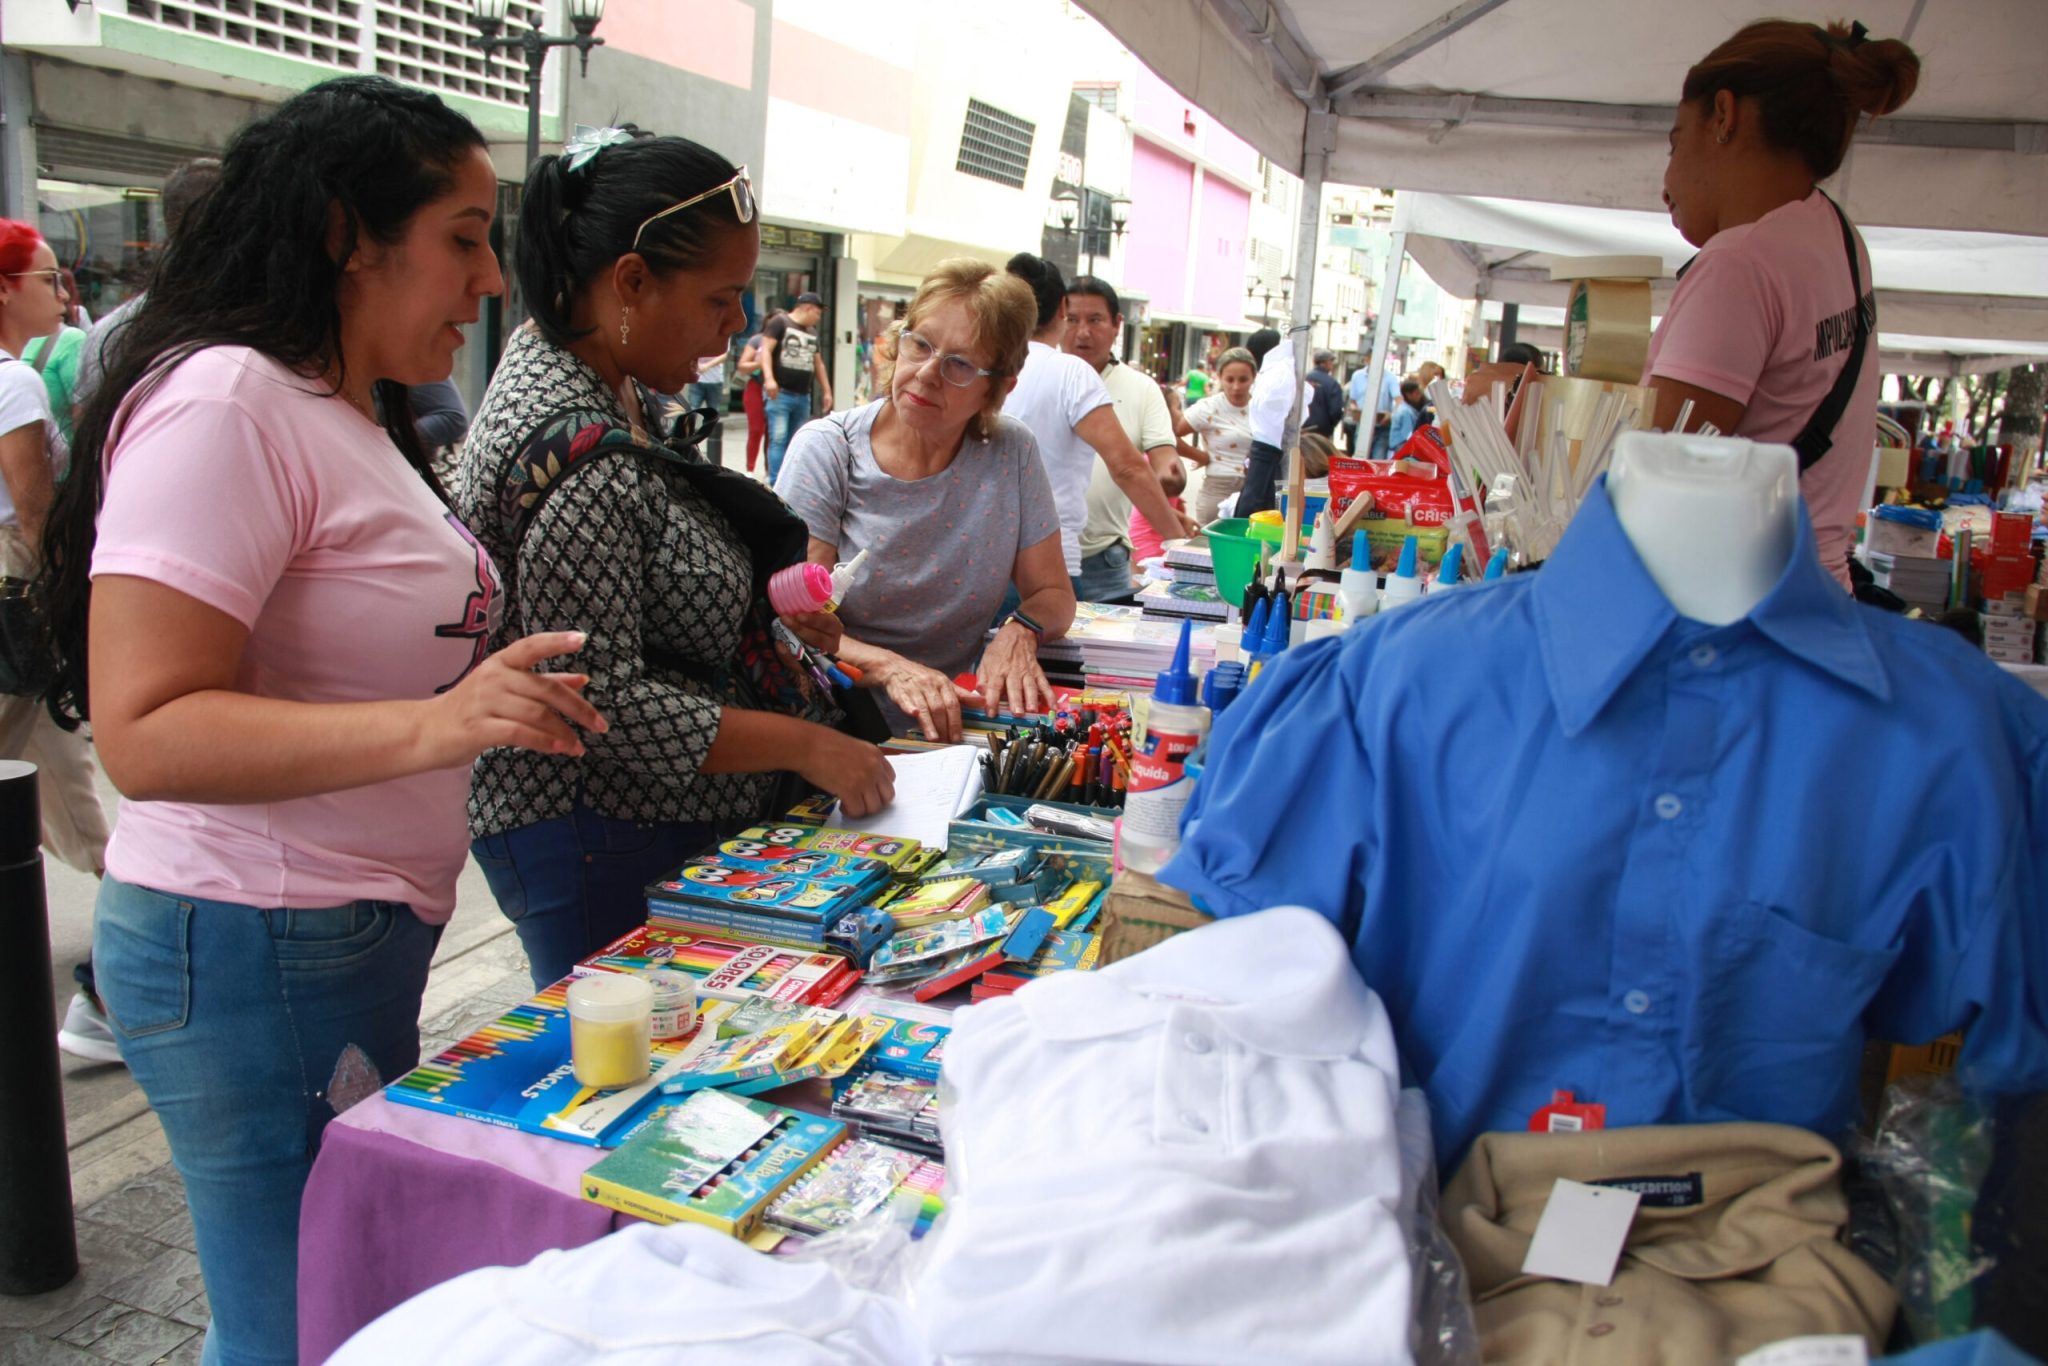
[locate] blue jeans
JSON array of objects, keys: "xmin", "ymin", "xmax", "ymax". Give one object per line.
[
  {"xmin": 1074, "ymin": 542, "xmax": 1137, "ymax": 604},
  {"xmin": 472, "ymin": 805, "xmax": 716, "ymax": 988},
  {"xmin": 764, "ymin": 390, "xmax": 812, "ymax": 486},
  {"xmin": 683, "ymin": 381, "xmax": 725, "ymax": 464},
  {"xmin": 93, "ymin": 877, "xmax": 440, "ymax": 1366}
]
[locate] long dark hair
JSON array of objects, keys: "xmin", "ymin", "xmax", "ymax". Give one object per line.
[
  {"xmin": 39, "ymin": 75, "xmax": 487, "ymax": 726},
  {"xmin": 518, "ymin": 129, "xmax": 749, "ymax": 347}
]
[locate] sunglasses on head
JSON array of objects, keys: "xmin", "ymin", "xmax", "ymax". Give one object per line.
[{"xmin": 630, "ymin": 168, "xmax": 756, "ymax": 254}]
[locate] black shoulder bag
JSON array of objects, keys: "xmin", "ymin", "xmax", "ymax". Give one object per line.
[
  {"xmin": 0, "ymin": 354, "xmax": 55, "ymax": 696},
  {"xmin": 1789, "ymin": 192, "xmax": 1874, "ymax": 473}
]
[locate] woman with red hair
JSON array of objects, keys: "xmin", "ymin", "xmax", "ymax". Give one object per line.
[
  {"xmin": 0, "ymin": 217, "xmax": 111, "ymax": 902},
  {"xmin": 1644, "ymin": 19, "xmax": 1921, "ymax": 585}
]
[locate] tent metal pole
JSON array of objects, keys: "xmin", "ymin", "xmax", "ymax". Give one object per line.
[
  {"xmin": 1365, "ymin": 225, "xmax": 1409, "ymax": 454},
  {"xmin": 1282, "ymin": 105, "xmax": 1333, "ymax": 562}
]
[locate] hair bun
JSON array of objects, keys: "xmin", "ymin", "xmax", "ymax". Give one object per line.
[{"xmin": 1827, "ymin": 23, "xmax": 1920, "ymax": 118}]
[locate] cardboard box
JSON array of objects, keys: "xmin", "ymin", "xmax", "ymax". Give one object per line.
[
  {"xmin": 1098, "ymin": 869, "xmax": 1212, "ymax": 965},
  {"xmin": 2025, "ymin": 584, "xmax": 2048, "ymax": 622}
]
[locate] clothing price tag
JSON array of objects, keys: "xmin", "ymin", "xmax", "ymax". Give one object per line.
[
  {"xmin": 1735, "ymin": 1336, "xmax": 1870, "ymax": 1366},
  {"xmin": 1520, "ymin": 1178, "xmax": 1640, "ymax": 1286}
]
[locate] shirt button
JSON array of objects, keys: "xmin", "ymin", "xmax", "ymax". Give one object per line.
[
  {"xmin": 1180, "ymin": 1112, "xmax": 1210, "ymax": 1135},
  {"xmin": 1587, "ymin": 1323, "xmax": 1615, "ymax": 1338},
  {"xmin": 1182, "ymin": 1033, "xmax": 1213, "ymax": 1055},
  {"xmin": 1623, "ymin": 989, "xmax": 1651, "ymax": 1015},
  {"xmin": 1689, "ymin": 644, "xmax": 1718, "ymax": 668},
  {"xmin": 1654, "ymin": 793, "xmax": 1683, "ymax": 820}
]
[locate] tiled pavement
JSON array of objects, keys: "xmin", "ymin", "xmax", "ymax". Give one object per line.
[{"xmin": 2, "ymin": 853, "xmax": 534, "ymax": 1365}]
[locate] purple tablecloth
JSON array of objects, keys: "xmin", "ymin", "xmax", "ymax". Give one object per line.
[{"xmin": 297, "ymin": 1096, "xmax": 625, "ymax": 1364}]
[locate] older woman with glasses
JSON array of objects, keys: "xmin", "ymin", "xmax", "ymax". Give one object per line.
[
  {"xmin": 776, "ymin": 258, "xmax": 1074, "ymax": 742},
  {"xmin": 454, "ymin": 127, "xmax": 893, "ymax": 986}
]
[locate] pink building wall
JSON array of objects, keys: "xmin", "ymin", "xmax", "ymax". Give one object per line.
[
  {"xmin": 603, "ymin": 0, "xmax": 753, "ymax": 88},
  {"xmin": 1192, "ymin": 176, "xmax": 1250, "ymax": 321},
  {"xmin": 1132, "ymin": 65, "xmax": 1263, "ymax": 183},
  {"xmin": 1128, "ymin": 139, "xmax": 1194, "ymax": 313}
]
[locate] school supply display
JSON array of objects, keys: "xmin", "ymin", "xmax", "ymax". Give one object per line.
[
  {"xmin": 833, "ymin": 745, "xmax": 985, "ymax": 850},
  {"xmin": 865, "ymin": 1017, "xmax": 950, "ymax": 1083},
  {"xmin": 977, "ymin": 929, "xmax": 1102, "ymax": 996},
  {"xmin": 1135, "ymin": 579, "xmax": 1231, "ymax": 622},
  {"xmin": 579, "ymin": 1090, "xmax": 847, "ymax": 1239},
  {"xmin": 587, "ymin": 924, "xmax": 861, "ymax": 1007},
  {"xmin": 660, "ymin": 1011, "xmax": 889, "ymax": 1096},
  {"xmin": 383, "ymin": 968, "xmax": 738, "ymax": 1147},
  {"xmin": 1120, "ymin": 620, "xmax": 1210, "ymax": 876},
  {"xmin": 831, "ymin": 1063, "xmax": 942, "ymax": 1155},
  {"xmin": 764, "ymin": 1138, "xmax": 929, "ymax": 1238}
]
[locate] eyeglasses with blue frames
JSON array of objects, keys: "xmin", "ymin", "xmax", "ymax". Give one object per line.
[
  {"xmin": 630, "ymin": 167, "xmax": 756, "ymax": 253},
  {"xmin": 897, "ymin": 329, "xmax": 996, "ymax": 387}
]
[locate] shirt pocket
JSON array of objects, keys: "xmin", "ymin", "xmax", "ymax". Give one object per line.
[{"xmin": 1686, "ymin": 897, "xmax": 1899, "ymax": 1125}]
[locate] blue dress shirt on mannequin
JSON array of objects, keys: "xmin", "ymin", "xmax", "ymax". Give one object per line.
[{"xmin": 1161, "ymin": 479, "xmax": 2048, "ymax": 1167}]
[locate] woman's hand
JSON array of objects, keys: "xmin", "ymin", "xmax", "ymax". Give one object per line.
[
  {"xmin": 417, "ymin": 630, "xmax": 607, "ymax": 770},
  {"xmin": 867, "ymin": 652, "xmax": 976, "ymax": 743},
  {"xmin": 779, "ymin": 609, "xmax": 843, "ymax": 656},
  {"xmin": 798, "ymin": 727, "xmax": 896, "ymax": 818},
  {"xmin": 976, "ymin": 622, "xmax": 1054, "ymax": 719}
]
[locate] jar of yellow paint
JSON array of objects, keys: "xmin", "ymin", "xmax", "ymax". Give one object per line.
[{"xmin": 566, "ymin": 973, "xmax": 654, "ymax": 1090}]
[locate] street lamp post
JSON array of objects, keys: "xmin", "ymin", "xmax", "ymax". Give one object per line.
[
  {"xmin": 466, "ymin": 0, "xmax": 608, "ymax": 175},
  {"xmin": 1044, "ymin": 189, "xmax": 1132, "ymax": 281},
  {"xmin": 1247, "ymin": 274, "xmax": 1294, "ymax": 326}
]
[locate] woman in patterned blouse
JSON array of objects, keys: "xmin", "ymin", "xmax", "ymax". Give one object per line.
[{"xmin": 454, "ymin": 130, "xmax": 894, "ymax": 985}]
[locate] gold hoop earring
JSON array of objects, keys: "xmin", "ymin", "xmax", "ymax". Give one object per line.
[{"xmin": 619, "ymin": 310, "xmax": 630, "ymax": 347}]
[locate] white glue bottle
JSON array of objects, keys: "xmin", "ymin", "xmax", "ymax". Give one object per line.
[
  {"xmin": 1118, "ymin": 619, "xmax": 1211, "ymax": 876},
  {"xmin": 1338, "ymin": 529, "xmax": 1379, "ymax": 627}
]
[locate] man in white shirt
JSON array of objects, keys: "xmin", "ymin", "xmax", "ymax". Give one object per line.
[
  {"xmin": 1063, "ymin": 277, "xmax": 1183, "ymax": 603},
  {"xmin": 1001, "ymin": 255, "xmax": 1192, "ymax": 592}
]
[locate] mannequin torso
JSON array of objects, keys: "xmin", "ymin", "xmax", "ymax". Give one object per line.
[{"xmin": 1606, "ymin": 431, "xmax": 1800, "ymax": 625}]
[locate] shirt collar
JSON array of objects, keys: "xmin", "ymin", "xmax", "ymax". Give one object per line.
[
  {"xmin": 1534, "ymin": 479, "xmax": 1889, "ymax": 738},
  {"xmin": 1016, "ymin": 907, "xmax": 1386, "ymax": 1061}
]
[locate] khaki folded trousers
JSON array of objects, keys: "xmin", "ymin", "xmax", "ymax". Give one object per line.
[{"xmin": 1442, "ymin": 1123, "xmax": 1895, "ymax": 1365}]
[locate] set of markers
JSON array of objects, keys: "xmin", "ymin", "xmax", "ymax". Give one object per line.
[{"xmin": 981, "ymin": 706, "xmax": 1133, "ymax": 809}]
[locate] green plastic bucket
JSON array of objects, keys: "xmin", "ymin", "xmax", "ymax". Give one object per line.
[{"xmin": 1204, "ymin": 518, "xmax": 1263, "ymax": 609}]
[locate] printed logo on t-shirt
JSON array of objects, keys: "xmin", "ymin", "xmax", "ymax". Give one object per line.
[
  {"xmin": 774, "ymin": 324, "xmax": 821, "ymax": 390},
  {"xmin": 433, "ymin": 513, "xmax": 503, "ymax": 694},
  {"xmin": 1813, "ymin": 290, "xmax": 1876, "ymax": 363}
]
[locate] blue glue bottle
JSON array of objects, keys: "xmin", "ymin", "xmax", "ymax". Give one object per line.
[
  {"xmin": 1436, "ymin": 542, "xmax": 1465, "ymax": 590},
  {"xmin": 1381, "ymin": 535, "xmax": 1423, "ymax": 612},
  {"xmin": 1119, "ymin": 619, "xmax": 1211, "ymax": 876},
  {"xmin": 1483, "ymin": 546, "xmax": 1510, "ymax": 581}
]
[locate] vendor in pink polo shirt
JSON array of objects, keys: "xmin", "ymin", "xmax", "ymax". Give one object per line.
[{"xmin": 1644, "ymin": 18, "xmax": 1921, "ymax": 588}]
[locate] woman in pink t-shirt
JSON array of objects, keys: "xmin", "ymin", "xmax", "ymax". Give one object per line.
[
  {"xmin": 38, "ymin": 78, "xmax": 605, "ymax": 1366},
  {"xmin": 1644, "ymin": 19, "xmax": 1921, "ymax": 586}
]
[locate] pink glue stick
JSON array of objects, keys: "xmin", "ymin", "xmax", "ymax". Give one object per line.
[{"xmin": 768, "ymin": 548, "xmax": 867, "ymax": 616}]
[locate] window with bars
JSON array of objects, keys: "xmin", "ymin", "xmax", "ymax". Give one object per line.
[
  {"xmin": 956, "ymin": 98, "xmax": 1035, "ymax": 190},
  {"xmin": 1074, "ymin": 83, "xmax": 1118, "ymax": 115},
  {"xmin": 123, "ymin": 0, "xmax": 545, "ymax": 106}
]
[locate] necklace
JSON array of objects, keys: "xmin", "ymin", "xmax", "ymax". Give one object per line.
[{"xmin": 341, "ymin": 387, "xmax": 376, "ymax": 424}]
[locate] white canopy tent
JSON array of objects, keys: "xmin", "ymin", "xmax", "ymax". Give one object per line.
[
  {"xmin": 1073, "ymin": 0, "xmax": 2047, "ymax": 237},
  {"xmin": 1074, "ymin": 0, "xmax": 2047, "ymax": 551}
]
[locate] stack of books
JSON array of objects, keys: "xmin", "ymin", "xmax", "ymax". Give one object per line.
[
  {"xmin": 1873, "ymin": 551, "xmax": 1953, "ymax": 614},
  {"xmin": 1135, "ymin": 579, "xmax": 1231, "ymax": 624}
]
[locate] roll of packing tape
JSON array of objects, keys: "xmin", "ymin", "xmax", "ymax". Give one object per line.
[{"xmin": 1565, "ymin": 277, "xmax": 1653, "ymax": 383}]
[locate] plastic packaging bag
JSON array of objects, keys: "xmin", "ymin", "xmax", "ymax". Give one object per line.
[
  {"xmin": 1396, "ymin": 1089, "xmax": 1482, "ymax": 1366},
  {"xmin": 1852, "ymin": 1073, "xmax": 1997, "ymax": 1343}
]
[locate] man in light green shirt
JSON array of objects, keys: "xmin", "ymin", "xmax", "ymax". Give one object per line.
[
  {"xmin": 23, "ymin": 324, "xmax": 85, "ymax": 447},
  {"xmin": 1065, "ymin": 278, "xmax": 1184, "ymax": 603}
]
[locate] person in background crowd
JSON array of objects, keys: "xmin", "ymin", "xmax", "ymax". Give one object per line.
[
  {"xmin": 1388, "ymin": 377, "xmax": 1429, "ymax": 452},
  {"xmin": 1347, "ymin": 354, "xmax": 1400, "ymax": 458},
  {"xmin": 0, "ymin": 220, "xmax": 116, "ymax": 1066},
  {"xmin": 1178, "ymin": 346, "xmax": 1258, "ymax": 525},
  {"xmin": 1184, "ymin": 360, "xmax": 1210, "ymax": 405},
  {"xmin": 39, "ymin": 77, "xmax": 603, "ymax": 1366},
  {"xmin": 761, "ymin": 290, "xmax": 831, "ymax": 484},
  {"xmin": 1643, "ymin": 17, "xmax": 1919, "ymax": 587},
  {"xmin": 1304, "ymin": 348, "xmax": 1344, "ymax": 438},
  {"xmin": 1235, "ymin": 326, "xmax": 1315, "ymax": 517},
  {"xmin": 1062, "ymin": 276, "xmax": 1184, "ymax": 603},
  {"xmin": 22, "ymin": 314, "xmax": 86, "ymax": 450},
  {"xmin": 76, "ymin": 158, "xmax": 223, "ymax": 410},
  {"xmin": 778, "ymin": 258, "xmax": 1074, "ymax": 741},
  {"xmin": 401, "ymin": 377, "xmax": 469, "ymax": 452},
  {"xmin": 1001, "ymin": 253, "xmax": 1194, "ymax": 603},
  {"xmin": 684, "ymin": 346, "xmax": 727, "ymax": 465},
  {"xmin": 455, "ymin": 129, "xmax": 890, "ymax": 987},
  {"xmin": 735, "ymin": 317, "xmax": 776, "ymax": 475}
]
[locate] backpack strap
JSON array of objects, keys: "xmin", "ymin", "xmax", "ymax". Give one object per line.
[{"xmin": 1789, "ymin": 192, "xmax": 1873, "ymax": 473}]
